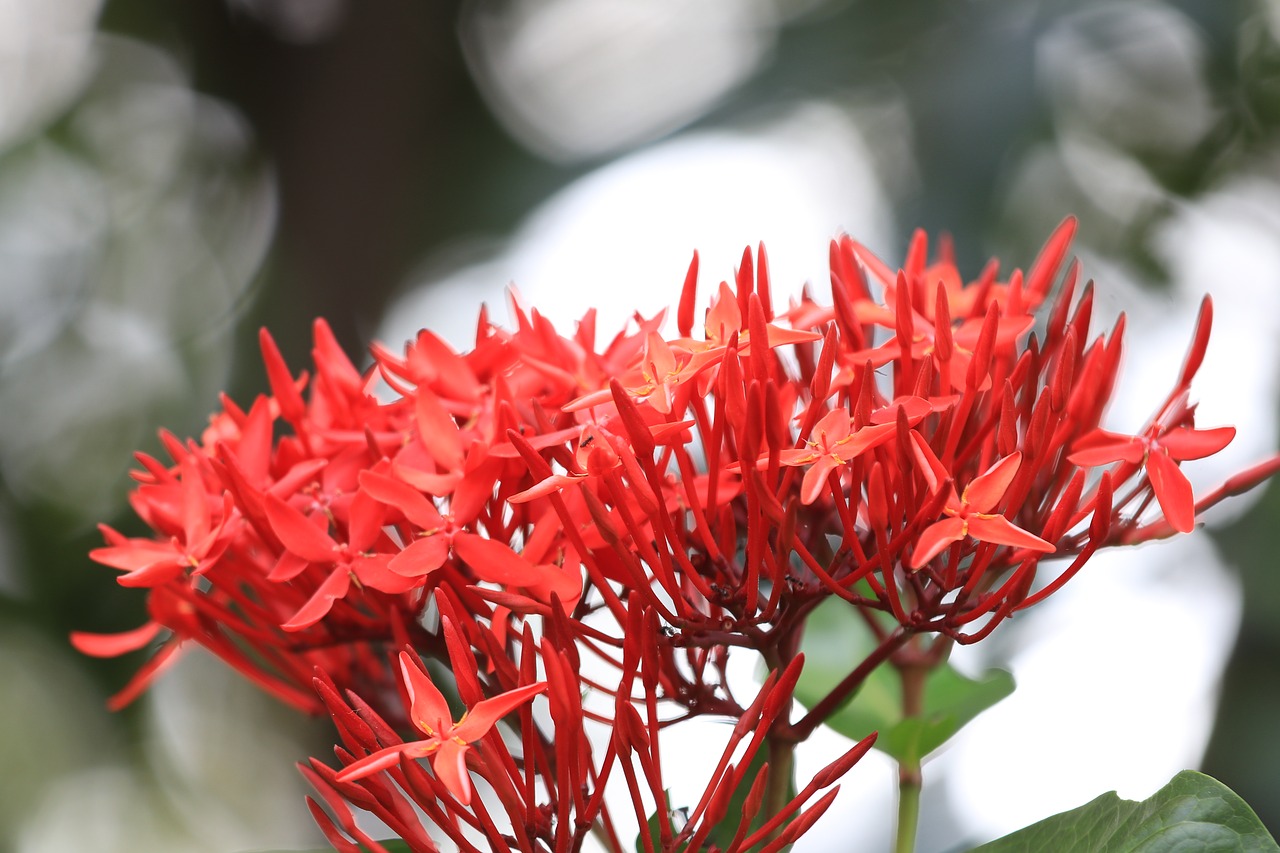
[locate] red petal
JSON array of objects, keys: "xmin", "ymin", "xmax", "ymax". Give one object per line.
[
  {"xmin": 842, "ymin": 422, "xmax": 897, "ymax": 457},
  {"xmin": 1147, "ymin": 449, "xmax": 1195, "ymax": 534},
  {"xmin": 1068, "ymin": 430, "xmax": 1144, "ymax": 466},
  {"xmin": 267, "ymin": 458, "xmax": 329, "ymax": 498},
  {"xmin": 962, "ymin": 452, "xmax": 1022, "ymax": 513},
  {"xmin": 389, "ymin": 463, "xmax": 460, "ymax": 495},
  {"xmin": 1158, "ymin": 426, "xmax": 1234, "ymax": 461},
  {"xmin": 431, "ymin": 739, "xmax": 472, "ymax": 805},
  {"xmin": 117, "ymin": 557, "xmax": 186, "ymax": 588},
  {"xmin": 70, "ymin": 622, "xmax": 162, "ymax": 658},
  {"xmin": 353, "ymin": 554, "xmax": 419, "ymax": 593},
  {"xmin": 311, "ymin": 318, "xmax": 364, "ymax": 398},
  {"xmin": 451, "ymin": 449, "xmax": 500, "ymax": 525},
  {"xmin": 852, "ymin": 300, "xmax": 896, "ymax": 326},
  {"xmin": 799, "ymin": 457, "xmax": 837, "ymax": 505},
  {"xmin": 358, "ymin": 470, "xmax": 443, "ymax": 530},
  {"xmin": 453, "ymin": 682, "xmax": 547, "ymax": 743},
  {"xmin": 487, "ymin": 426, "xmax": 580, "ymax": 458},
  {"xmin": 90, "ymin": 540, "xmax": 178, "ymax": 572},
  {"xmin": 562, "ymin": 388, "xmax": 614, "ymax": 412},
  {"xmin": 908, "ymin": 431, "xmax": 951, "ymax": 499},
  {"xmin": 706, "ymin": 281, "xmax": 743, "ymax": 341},
  {"xmin": 106, "ymin": 640, "xmax": 183, "ymax": 710},
  {"xmin": 264, "ymin": 495, "xmax": 338, "ymax": 563},
  {"xmin": 388, "ymin": 534, "xmax": 450, "ymax": 577},
  {"xmin": 267, "ymin": 550, "xmax": 310, "ymax": 582},
  {"xmin": 910, "ymin": 517, "xmax": 967, "ymax": 568},
  {"xmin": 849, "ymin": 240, "xmax": 896, "ymax": 288},
  {"xmin": 334, "ymin": 744, "xmax": 412, "ymax": 783},
  {"xmin": 778, "ymin": 449, "xmax": 818, "ymax": 468},
  {"xmin": 415, "ymin": 389, "xmax": 465, "ymax": 470},
  {"xmin": 966, "ymin": 515, "xmax": 1054, "ymax": 552},
  {"xmin": 869, "ymin": 396, "xmax": 933, "ymax": 426},
  {"xmin": 761, "ymin": 324, "xmax": 823, "ymax": 348},
  {"xmin": 509, "ymin": 473, "xmax": 582, "ymax": 504},
  {"xmin": 453, "ymin": 533, "xmax": 534, "ymax": 585},
  {"xmin": 399, "ymin": 651, "xmax": 453, "ymax": 733},
  {"xmin": 281, "ymin": 568, "xmax": 350, "ymax": 631},
  {"xmin": 522, "ymin": 562, "xmax": 584, "ymax": 609},
  {"xmin": 345, "ymin": 490, "xmax": 385, "ymax": 552},
  {"xmin": 179, "ymin": 456, "xmax": 209, "ymax": 545},
  {"xmin": 651, "ymin": 420, "xmax": 696, "ymax": 445}
]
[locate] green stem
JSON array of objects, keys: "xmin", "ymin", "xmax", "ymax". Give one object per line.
[
  {"xmin": 893, "ymin": 664, "xmax": 927, "ymax": 853},
  {"xmin": 764, "ymin": 735, "xmax": 797, "ymax": 823},
  {"xmin": 895, "ymin": 769, "xmax": 921, "ymax": 853}
]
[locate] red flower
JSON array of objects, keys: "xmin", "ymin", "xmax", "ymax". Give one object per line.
[
  {"xmin": 1069, "ymin": 423, "xmax": 1235, "ymax": 533},
  {"xmin": 909, "ymin": 434, "xmax": 1055, "ymax": 568},
  {"xmin": 779, "ymin": 409, "xmax": 895, "ymax": 504},
  {"xmin": 89, "ymin": 457, "xmax": 233, "ymax": 588},
  {"xmin": 263, "ymin": 491, "xmax": 417, "ymax": 630},
  {"xmin": 336, "ymin": 651, "xmax": 546, "ymax": 805}
]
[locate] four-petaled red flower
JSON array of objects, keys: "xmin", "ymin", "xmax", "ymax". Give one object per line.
[
  {"xmin": 910, "ymin": 434, "xmax": 1055, "ymax": 568},
  {"xmin": 263, "ymin": 491, "xmax": 418, "ymax": 630},
  {"xmin": 1069, "ymin": 423, "xmax": 1235, "ymax": 533},
  {"xmin": 90, "ymin": 457, "xmax": 234, "ymax": 588},
  {"xmin": 336, "ymin": 651, "xmax": 546, "ymax": 805},
  {"xmin": 780, "ymin": 409, "xmax": 895, "ymax": 505}
]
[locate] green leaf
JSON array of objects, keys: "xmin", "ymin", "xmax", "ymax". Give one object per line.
[
  {"xmin": 792, "ymin": 597, "xmax": 1014, "ymax": 764},
  {"xmin": 970, "ymin": 770, "xmax": 1280, "ymax": 852},
  {"xmin": 880, "ymin": 666, "xmax": 1015, "ymax": 766}
]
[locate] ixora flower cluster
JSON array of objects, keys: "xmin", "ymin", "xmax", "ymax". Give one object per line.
[{"xmin": 76, "ymin": 219, "xmax": 1277, "ymax": 851}]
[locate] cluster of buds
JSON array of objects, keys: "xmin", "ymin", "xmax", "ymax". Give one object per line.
[{"xmin": 76, "ymin": 218, "xmax": 1275, "ymax": 851}]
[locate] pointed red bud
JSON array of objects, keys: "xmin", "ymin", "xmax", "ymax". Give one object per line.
[
  {"xmin": 748, "ymin": 293, "xmax": 771, "ymax": 381},
  {"xmin": 761, "ymin": 654, "xmax": 805, "ymax": 726},
  {"xmin": 774, "ymin": 787, "xmax": 841, "ymax": 849},
  {"xmin": 998, "ymin": 380, "xmax": 1019, "ymax": 457},
  {"xmin": 810, "ymin": 732, "xmax": 877, "ymax": 788},
  {"xmin": 1050, "ymin": 328, "xmax": 1076, "ymax": 413},
  {"xmin": 1045, "ymin": 268, "xmax": 1077, "ymax": 349},
  {"xmin": 933, "ymin": 282, "xmax": 953, "ymax": 362},
  {"xmin": 258, "ymin": 327, "xmax": 306, "ymax": 426},
  {"xmin": 756, "ymin": 242, "xmax": 773, "ymax": 320},
  {"xmin": 894, "ymin": 270, "xmax": 914, "ymax": 353},
  {"xmin": 609, "ymin": 378, "xmax": 655, "ymax": 458},
  {"xmin": 677, "ymin": 250, "xmax": 699, "ymax": 338},
  {"xmin": 966, "ymin": 303, "xmax": 999, "ymax": 389},
  {"xmin": 829, "ymin": 252, "xmax": 863, "ymax": 347},
  {"xmin": 1177, "ymin": 295, "xmax": 1213, "ymax": 391},
  {"xmin": 735, "ymin": 247, "xmax": 754, "ymax": 318},
  {"xmin": 810, "ymin": 325, "xmax": 838, "ymax": 402},
  {"xmin": 904, "ymin": 228, "xmax": 928, "ymax": 279},
  {"xmin": 1026, "ymin": 215, "xmax": 1077, "ymax": 303}
]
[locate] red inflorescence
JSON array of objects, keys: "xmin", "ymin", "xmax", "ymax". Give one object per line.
[{"xmin": 77, "ymin": 218, "xmax": 1277, "ymax": 850}]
